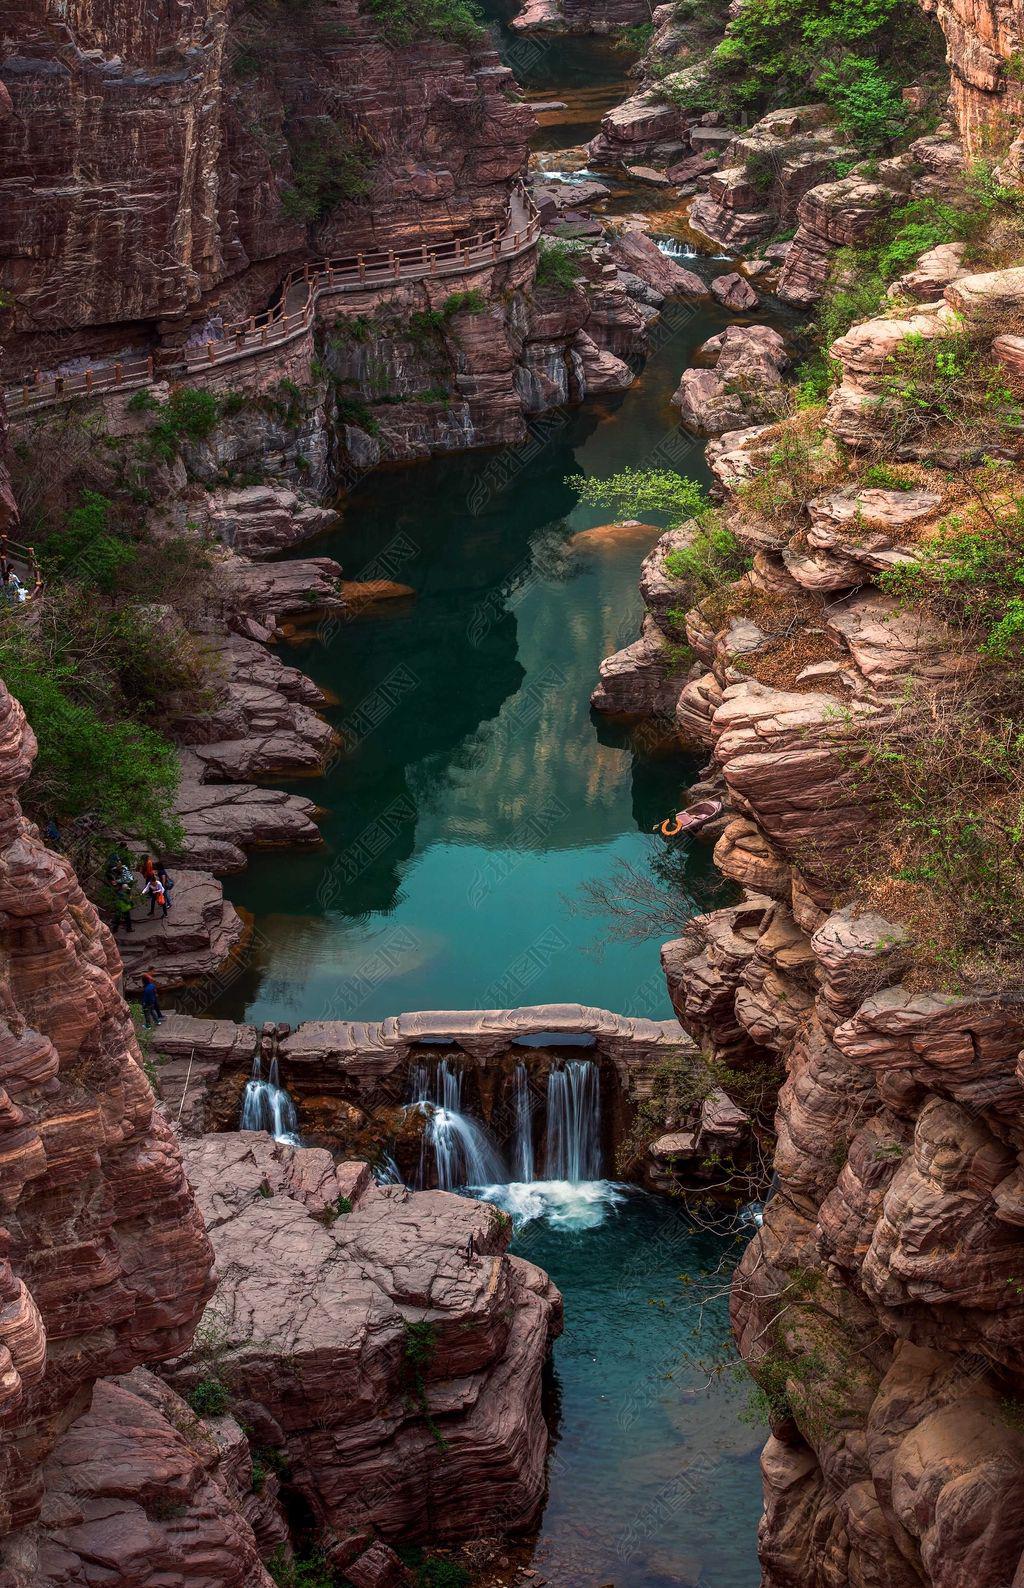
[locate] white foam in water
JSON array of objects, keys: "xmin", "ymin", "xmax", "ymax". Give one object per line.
[{"xmin": 476, "ymin": 1178, "xmax": 627, "ymax": 1231}]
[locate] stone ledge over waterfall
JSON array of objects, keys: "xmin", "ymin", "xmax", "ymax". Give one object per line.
[{"xmin": 153, "ymin": 1002, "xmax": 691, "ymax": 1126}]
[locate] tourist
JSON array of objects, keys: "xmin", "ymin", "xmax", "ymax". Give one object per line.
[
  {"xmin": 156, "ymin": 861, "xmax": 174, "ymax": 909},
  {"xmin": 140, "ymin": 973, "xmax": 163, "ymax": 1027},
  {"xmin": 111, "ymin": 865, "xmax": 136, "ymax": 933},
  {"xmin": 142, "ymin": 872, "xmax": 168, "ymax": 917}
]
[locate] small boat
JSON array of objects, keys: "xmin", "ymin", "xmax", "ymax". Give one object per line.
[{"xmin": 657, "ymin": 798, "xmax": 723, "ymax": 838}]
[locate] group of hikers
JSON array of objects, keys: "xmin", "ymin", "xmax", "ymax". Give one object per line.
[{"xmin": 106, "ymin": 850, "xmax": 175, "ymax": 934}]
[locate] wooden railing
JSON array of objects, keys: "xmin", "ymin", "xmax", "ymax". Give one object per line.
[{"xmin": 4, "ymin": 185, "xmax": 542, "ymax": 417}]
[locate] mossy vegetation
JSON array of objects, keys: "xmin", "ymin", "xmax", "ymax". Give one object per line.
[
  {"xmin": 282, "ymin": 119, "xmax": 374, "ymax": 221},
  {"xmin": 365, "ymin": 0, "xmax": 486, "ymax": 45},
  {"xmin": 535, "ymin": 238, "xmax": 588, "ymax": 292}
]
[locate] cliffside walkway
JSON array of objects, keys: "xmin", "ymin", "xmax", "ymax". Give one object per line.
[{"xmin": 5, "ymin": 184, "xmax": 542, "ymax": 419}]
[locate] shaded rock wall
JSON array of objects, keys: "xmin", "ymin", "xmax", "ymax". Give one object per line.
[
  {"xmin": 0, "ymin": 0, "xmax": 533, "ymax": 369},
  {"xmin": 923, "ymin": 0, "xmax": 1024, "ymax": 161}
]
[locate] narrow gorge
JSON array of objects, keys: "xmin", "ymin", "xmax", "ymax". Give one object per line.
[{"xmin": 2, "ymin": 0, "xmax": 1024, "ymax": 1584}]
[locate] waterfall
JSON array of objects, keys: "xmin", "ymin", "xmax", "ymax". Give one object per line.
[
  {"xmin": 512, "ymin": 1063, "xmax": 535, "ymax": 1182},
  {"xmin": 544, "ymin": 1059, "xmax": 602, "ymax": 1182},
  {"xmin": 239, "ymin": 1054, "xmax": 301, "ymax": 1145},
  {"xmin": 410, "ymin": 1058, "xmax": 507, "ymax": 1189},
  {"xmin": 655, "ymin": 236, "xmax": 698, "ymax": 259}
]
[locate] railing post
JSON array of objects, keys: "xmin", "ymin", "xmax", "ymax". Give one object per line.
[
  {"xmin": 207, "ymin": 341, "xmax": 215, "ymax": 363},
  {"xmin": 421, "ymin": 243, "xmax": 428, "ymax": 266},
  {"xmin": 261, "ymin": 326, "xmax": 267, "ymax": 345},
  {"xmin": 55, "ymin": 375, "xmax": 64, "ymax": 398},
  {"xmin": 328, "ymin": 264, "xmax": 334, "ymax": 287},
  {"xmin": 34, "ymin": 369, "xmax": 41, "ymax": 386},
  {"xmin": 456, "ymin": 238, "xmax": 463, "ymax": 265},
  {"xmin": 235, "ymin": 331, "xmax": 243, "ymax": 351},
  {"xmin": 430, "ymin": 253, "xmax": 437, "ymax": 274},
  {"xmin": 114, "ymin": 362, "xmax": 123, "ymax": 385},
  {"xmin": 358, "ymin": 254, "xmax": 365, "ymax": 281},
  {"xmin": 21, "ymin": 384, "xmax": 28, "ymax": 407},
  {"xmin": 85, "ymin": 369, "xmax": 93, "ymax": 394},
  {"xmin": 147, "ymin": 355, "xmax": 154, "ymax": 380},
  {"xmin": 492, "ymin": 238, "xmax": 499, "ymax": 260},
  {"xmin": 388, "ymin": 251, "xmax": 397, "ymax": 277}
]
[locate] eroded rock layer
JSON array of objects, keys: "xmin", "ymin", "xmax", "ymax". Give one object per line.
[{"xmin": 0, "ymin": 679, "xmax": 215, "ymax": 1547}]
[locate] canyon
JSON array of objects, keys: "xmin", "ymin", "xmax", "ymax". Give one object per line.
[{"xmin": 1, "ymin": 0, "xmax": 1024, "ymax": 1584}]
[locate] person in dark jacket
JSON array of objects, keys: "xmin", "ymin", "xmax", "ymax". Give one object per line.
[{"xmin": 140, "ymin": 973, "xmax": 163, "ymax": 1027}]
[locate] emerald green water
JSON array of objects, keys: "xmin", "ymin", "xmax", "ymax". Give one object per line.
[
  {"xmin": 506, "ymin": 1191, "xmax": 763, "ymax": 1587},
  {"xmin": 214, "ymin": 297, "xmax": 746, "ymax": 1026}
]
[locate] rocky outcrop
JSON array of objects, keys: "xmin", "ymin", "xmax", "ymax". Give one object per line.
[
  {"xmin": 689, "ymin": 104, "xmax": 855, "ymax": 253},
  {"xmin": 163, "ymin": 1133, "xmax": 563, "ymax": 1557},
  {"xmin": 777, "ymin": 132, "xmax": 965, "ymax": 307},
  {"xmin": 923, "ymin": 0, "xmax": 1024, "ymax": 162},
  {"xmin": 511, "ymin": 0, "xmax": 652, "ymax": 33},
  {"xmin": 826, "ymin": 262, "xmax": 1024, "ymax": 456},
  {"xmin": 645, "ymin": 211, "xmax": 1024, "ymax": 1582},
  {"xmin": 22, "ymin": 1370, "xmax": 281, "ymax": 1588},
  {"xmin": 0, "ymin": 679, "xmax": 214, "ymax": 1551},
  {"xmin": 673, "ymin": 324, "xmax": 789, "ymax": 436}
]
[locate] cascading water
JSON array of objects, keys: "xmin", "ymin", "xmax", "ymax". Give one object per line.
[
  {"xmin": 544, "ymin": 1059, "xmax": 602, "ymax": 1181},
  {"xmin": 512, "ymin": 1062, "xmax": 535, "ymax": 1182},
  {"xmin": 239, "ymin": 1054, "xmax": 301, "ymax": 1145},
  {"xmin": 410, "ymin": 1058, "xmax": 508, "ymax": 1190},
  {"xmin": 398, "ymin": 1055, "xmax": 617, "ymax": 1228},
  {"xmin": 655, "ymin": 236, "xmax": 698, "ymax": 259}
]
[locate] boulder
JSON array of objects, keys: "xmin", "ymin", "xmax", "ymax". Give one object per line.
[
  {"xmin": 710, "ymin": 271, "xmax": 760, "ymax": 311},
  {"xmin": 164, "ymin": 1136, "xmax": 563, "ymax": 1552}
]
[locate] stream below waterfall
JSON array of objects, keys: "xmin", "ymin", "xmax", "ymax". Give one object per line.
[{"xmin": 216, "ymin": 21, "xmax": 770, "ymax": 1583}]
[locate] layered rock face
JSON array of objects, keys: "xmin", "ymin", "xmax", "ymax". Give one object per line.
[
  {"xmin": 924, "ymin": 0, "xmax": 1024, "ymax": 161},
  {"xmin": 163, "ymin": 1134, "xmax": 563, "ymax": 1560},
  {"xmin": 0, "ymin": 679, "xmax": 215, "ymax": 1549},
  {"xmin": 623, "ymin": 309, "xmax": 1024, "ymax": 1580},
  {"xmin": 0, "ymin": 0, "xmax": 532, "ymax": 368}
]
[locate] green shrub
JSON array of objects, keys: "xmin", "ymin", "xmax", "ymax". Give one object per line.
[
  {"xmin": 879, "ymin": 491, "xmax": 1024, "ymax": 656},
  {"xmin": 282, "ymin": 120, "xmax": 373, "ymax": 222},
  {"xmin": 146, "ymin": 387, "xmax": 221, "ymax": 459},
  {"xmin": 186, "ymin": 1377, "xmax": 231, "ymax": 1417},
  {"xmin": 691, "ymin": 0, "xmax": 942, "ymax": 142},
  {"xmin": 814, "ymin": 55, "xmax": 908, "ymax": 151},
  {"xmin": 336, "ymin": 395, "xmax": 381, "ymax": 434},
  {"xmin": 441, "ymin": 288, "xmax": 486, "ymax": 315},
  {"xmin": 39, "ymin": 490, "xmax": 135, "ymax": 592},
  {"xmin": 0, "ymin": 626, "xmax": 181, "ymax": 852},
  {"xmin": 567, "ymin": 466, "xmax": 711, "ymax": 524},
  {"xmin": 535, "ymin": 238, "xmax": 586, "ymax": 292},
  {"xmin": 266, "ymin": 1548, "xmax": 337, "ymax": 1588},
  {"xmin": 662, "ymin": 522, "xmax": 752, "ymax": 597},
  {"xmin": 616, "ymin": 20, "xmax": 654, "ymax": 51}
]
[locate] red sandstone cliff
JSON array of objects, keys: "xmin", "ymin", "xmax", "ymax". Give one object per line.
[
  {"xmin": 0, "ymin": 0, "xmax": 533, "ymax": 369},
  {"xmin": 638, "ymin": 271, "xmax": 1024, "ymax": 1588},
  {"xmin": 0, "ymin": 674, "xmax": 215, "ymax": 1543}
]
